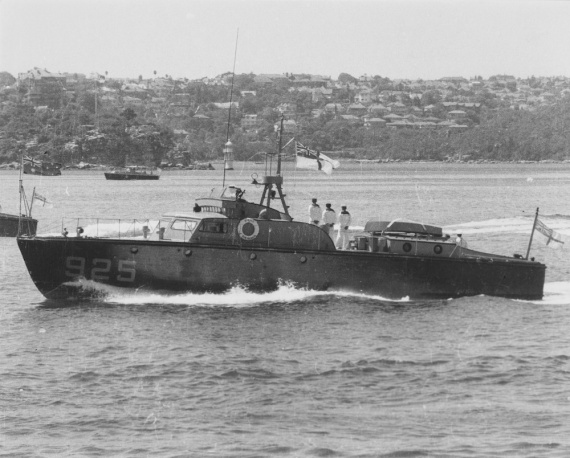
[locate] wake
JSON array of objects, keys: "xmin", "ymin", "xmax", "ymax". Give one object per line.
[
  {"xmin": 61, "ymin": 278, "xmax": 409, "ymax": 306},
  {"xmin": 106, "ymin": 286, "xmax": 411, "ymax": 306},
  {"xmin": 443, "ymin": 213, "xmax": 570, "ymax": 239},
  {"xmin": 60, "ymin": 278, "xmax": 570, "ymax": 306},
  {"xmin": 531, "ymin": 281, "xmax": 570, "ymax": 305}
]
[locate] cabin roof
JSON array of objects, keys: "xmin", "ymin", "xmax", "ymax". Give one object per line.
[
  {"xmin": 365, "ymin": 220, "xmax": 443, "ymax": 237},
  {"xmin": 161, "ymin": 212, "xmax": 227, "ymax": 220}
]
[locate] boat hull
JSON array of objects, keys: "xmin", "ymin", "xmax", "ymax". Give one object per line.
[
  {"xmin": 17, "ymin": 237, "xmax": 546, "ymax": 300},
  {"xmin": 23, "ymin": 163, "xmax": 62, "ymax": 176},
  {"xmin": 0, "ymin": 214, "xmax": 38, "ymax": 237},
  {"xmin": 104, "ymin": 173, "xmax": 159, "ymax": 180}
]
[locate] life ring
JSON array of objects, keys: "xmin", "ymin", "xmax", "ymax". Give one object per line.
[
  {"xmin": 402, "ymin": 242, "xmax": 412, "ymax": 253},
  {"xmin": 433, "ymin": 244, "xmax": 443, "ymax": 255},
  {"xmin": 237, "ymin": 218, "xmax": 259, "ymax": 241}
]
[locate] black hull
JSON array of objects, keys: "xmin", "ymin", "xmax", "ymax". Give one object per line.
[
  {"xmin": 17, "ymin": 237, "xmax": 546, "ymax": 301},
  {"xmin": 23, "ymin": 163, "xmax": 62, "ymax": 176},
  {"xmin": 104, "ymin": 173, "xmax": 159, "ymax": 180},
  {"xmin": 0, "ymin": 214, "xmax": 37, "ymax": 237}
]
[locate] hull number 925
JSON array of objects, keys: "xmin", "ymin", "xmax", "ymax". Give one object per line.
[{"xmin": 65, "ymin": 257, "xmax": 136, "ymax": 283}]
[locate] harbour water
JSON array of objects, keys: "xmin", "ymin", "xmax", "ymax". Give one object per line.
[{"xmin": 1, "ymin": 163, "xmax": 570, "ymax": 457}]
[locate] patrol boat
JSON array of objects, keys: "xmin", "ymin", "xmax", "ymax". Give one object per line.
[
  {"xmin": 17, "ymin": 122, "xmax": 546, "ymax": 301},
  {"xmin": 1, "ymin": 166, "xmax": 38, "ymax": 237},
  {"xmin": 0, "ymin": 212, "xmax": 37, "ymax": 237}
]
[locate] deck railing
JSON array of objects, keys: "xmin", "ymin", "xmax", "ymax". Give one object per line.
[{"xmin": 49, "ymin": 218, "xmax": 163, "ymax": 239}]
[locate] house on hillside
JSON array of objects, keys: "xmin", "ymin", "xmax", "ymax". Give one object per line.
[
  {"xmin": 277, "ymin": 102, "xmax": 297, "ymax": 117},
  {"xmin": 364, "ymin": 117, "xmax": 386, "ymax": 129},
  {"xmin": 354, "ymin": 89, "xmax": 373, "ymax": 104},
  {"xmin": 192, "ymin": 113, "xmax": 210, "ymax": 120},
  {"xmin": 256, "ymin": 74, "xmax": 289, "ymax": 84},
  {"xmin": 384, "ymin": 113, "xmax": 403, "ymax": 122},
  {"xmin": 101, "ymin": 94, "xmax": 118, "ymax": 105},
  {"xmin": 346, "ymin": 103, "xmax": 367, "ymax": 116},
  {"xmin": 149, "ymin": 97, "xmax": 167, "ymax": 108},
  {"xmin": 340, "ymin": 114, "xmax": 360, "ymax": 124},
  {"xmin": 439, "ymin": 77, "xmax": 468, "ymax": 85},
  {"xmin": 147, "ymin": 77, "xmax": 175, "ymax": 95},
  {"xmin": 213, "ymin": 102, "xmax": 239, "ymax": 110},
  {"xmin": 324, "ymin": 103, "xmax": 345, "ymax": 115},
  {"xmin": 241, "ymin": 114, "xmax": 262, "ymax": 131},
  {"xmin": 447, "ymin": 110, "xmax": 467, "ymax": 121},
  {"xmin": 312, "ymin": 87, "xmax": 333, "ymax": 103},
  {"xmin": 442, "ymin": 102, "xmax": 458, "ymax": 110},
  {"xmin": 122, "ymin": 83, "xmax": 148, "ymax": 99},
  {"xmin": 122, "ymin": 96, "xmax": 144, "ymax": 107},
  {"xmin": 457, "ymin": 102, "xmax": 481, "ymax": 110},
  {"xmin": 386, "ymin": 119, "xmax": 414, "ymax": 129},
  {"xmin": 274, "ymin": 119, "xmax": 297, "ymax": 133},
  {"xmin": 390, "ymin": 102, "xmax": 407, "ymax": 115},
  {"xmin": 368, "ymin": 103, "xmax": 389, "ymax": 116},
  {"xmin": 18, "ymin": 68, "xmax": 67, "ymax": 109},
  {"xmin": 253, "ymin": 75, "xmax": 274, "ymax": 85}
]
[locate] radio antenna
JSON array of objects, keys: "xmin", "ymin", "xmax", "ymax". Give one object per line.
[{"xmin": 222, "ymin": 28, "xmax": 239, "ymax": 187}]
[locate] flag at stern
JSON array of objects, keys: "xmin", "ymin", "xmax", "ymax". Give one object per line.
[{"xmin": 295, "ymin": 142, "xmax": 340, "ymax": 175}]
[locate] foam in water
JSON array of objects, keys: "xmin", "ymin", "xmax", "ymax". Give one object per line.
[
  {"xmin": 348, "ymin": 214, "xmax": 570, "ymax": 241},
  {"xmin": 444, "ymin": 214, "xmax": 570, "ymax": 239},
  {"xmin": 63, "ymin": 278, "xmax": 409, "ymax": 306},
  {"xmin": 107, "ymin": 286, "xmax": 411, "ymax": 307},
  {"xmin": 72, "ymin": 278, "xmax": 570, "ymax": 306},
  {"xmin": 531, "ymin": 281, "xmax": 570, "ymax": 305}
]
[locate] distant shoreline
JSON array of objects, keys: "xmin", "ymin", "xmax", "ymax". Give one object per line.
[{"xmin": 2, "ymin": 159, "xmax": 570, "ymax": 172}]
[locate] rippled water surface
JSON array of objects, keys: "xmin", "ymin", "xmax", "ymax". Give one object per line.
[{"xmin": 1, "ymin": 163, "xmax": 570, "ymax": 457}]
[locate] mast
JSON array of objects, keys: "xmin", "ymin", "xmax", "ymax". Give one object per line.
[
  {"xmin": 95, "ymin": 81, "xmax": 99, "ymax": 130},
  {"xmin": 525, "ymin": 207, "xmax": 539, "ymax": 260},
  {"xmin": 276, "ymin": 114, "xmax": 283, "ymax": 176},
  {"xmin": 257, "ymin": 115, "xmax": 291, "ymax": 220},
  {"xmin": 17, "ymin": 155, "xmax": 31, "ymax": 236},
  {"xmin": 222, "ymin": 29, "xmax": 239, "ymax": 185},
  {"xmin": 18, "ymin": 155, "xmax": 23, "ymax": 227}
]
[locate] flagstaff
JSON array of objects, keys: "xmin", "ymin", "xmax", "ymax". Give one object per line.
[{"xmin": 525, "ymin": 207, "xmax": 539, "ymax": 260}]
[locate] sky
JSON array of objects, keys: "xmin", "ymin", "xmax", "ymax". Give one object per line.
[{"xmin": 1, "ymin": 0, "xmax": 570, "ymax": 81}]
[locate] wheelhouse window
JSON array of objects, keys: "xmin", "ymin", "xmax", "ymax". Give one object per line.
[
  {"xmin": 159, "ymin": 218, "xmax": 198, "ymax": 241},
  {"xmin": 171, "ymin": 219, "xmax": 198, "ymax": 232},
  {"xmin": 199, "ymin": 221, "xmax": 228, "ymax": 233}
]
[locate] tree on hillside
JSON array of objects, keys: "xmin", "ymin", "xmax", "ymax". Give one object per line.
[
  {"xmin": 0, "ymin": 71, "xmax": 16, "ymax": 87},
  {"xmin": 338, "ymin": 73, "xmax": 358, "ymax": 84}
]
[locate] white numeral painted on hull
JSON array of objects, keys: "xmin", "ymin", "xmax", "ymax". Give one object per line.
[
  {"xmin": 92, "ymin": 258, "xmax": 111, "ymax": 281},
  {"xmin": 65, "ymin": 256, "xmax": 136, "ymax": 283},
  {"xmin": 65, "ymin": 257, "xmax": 85, "ymax": 277},
  {"xmin": 117, "ymin": 260, "xmax": 136, "ymax": 282}
]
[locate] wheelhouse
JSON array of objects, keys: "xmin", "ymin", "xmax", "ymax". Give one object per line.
[{"xmin": 155, "ymin": 212, "xmax": 228, "ymax": 242}]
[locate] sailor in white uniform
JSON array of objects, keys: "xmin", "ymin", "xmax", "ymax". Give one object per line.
[
  {"xmin": 309, "ymin": 198, "xmax": 321, "ymax": 225},
  {"xmin": 336, "ymin": 206, "xmax": 351, "ymax": 250},
  {"xmin": 455, "ymin": 233, "xmax": 468, "ymax": 248},
  {"xmin": 322, "ymin": 203, "xmax": 336, "ymax": 237}
]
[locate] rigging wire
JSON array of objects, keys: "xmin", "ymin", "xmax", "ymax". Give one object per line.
[{"xmin": 222, "ymin": 28, "xmax": 239, "ymax": 188}]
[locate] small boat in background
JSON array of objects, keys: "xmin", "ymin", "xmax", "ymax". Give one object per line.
[
  {"xmin": 187, "ymin": 162, "xmax": 215, "ymax": 171},
  {"xmin": 0, "ymin": 212, "xmax": 37, "ymax": 237},
  {"xmin": 104, "ymin": 166, "xmax": 160, "ymax": 180},
  {"xmin": 1, "ymin": 162, "xmax": 38, "ymax": 237},
  {"xmin": 23, "ymin": 154, "xmax": 62, "ymax": 176}
]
